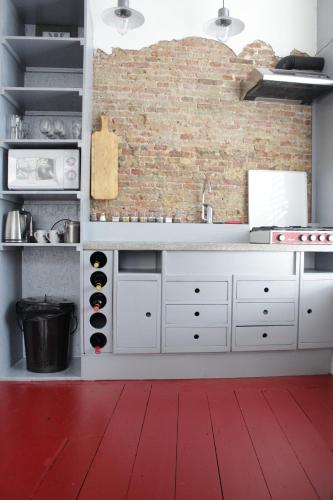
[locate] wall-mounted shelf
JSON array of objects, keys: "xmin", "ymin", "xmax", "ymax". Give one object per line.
[
  {"xmin": 0, "ymin": 139, "xmax": 82, "ymax": 149},
  {"xmin": 1, "ymin": 242, "xmax": 81, "ymax": 251},
  {"xmin": 3, "ymin": 36, "xmax": 84, "ymax": 69},
  {"xmin": 0, "ymin": 190, "xmax": 81, "ymax": 201},
  {"xmin": 10, "ymin": 0, "xmax": 85, "ymax": 27},
  {"xmin": 2, "ymin": 87, "xmax": 83, "ymax": 112}
]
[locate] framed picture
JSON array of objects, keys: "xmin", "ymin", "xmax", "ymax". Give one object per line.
[{"xmin": 35, "ymin": 24, "xmax": 78, "ymax": 38}]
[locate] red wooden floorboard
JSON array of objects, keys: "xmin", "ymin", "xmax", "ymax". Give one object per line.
[
  {"xmin": 175, "ymin": 390, "xmax": 222, "ymax": 500},
  {"xmin": 32, "ymin": 383, "xmax": 125, "ymax": 500},
  {"xmin": 207, "ymin": 389, "xmax": 271, "ymax": 500},
  {"xmin": 78, "ymin": 382, "xmax": 152, "ymax": 500},
  {"xmin": 236, "ymin": 388, "xmax": 318, "ymax": 500},
  {"xmin": 264, "ymin": 388, "xmax": 333, "ymax": 500},
  {"xmin": 126, "ymin": 384, "xmax": 178, "ymax": 500},
  {"xmin": 0, "ymin": 376, "xmax": 333, "ymax": 500},
  {"xmin": 289, "ymin": 386, "xmax": 333, "ymax": 450}
]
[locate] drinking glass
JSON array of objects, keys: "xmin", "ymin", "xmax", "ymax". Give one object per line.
[
  {"xmin": 72, "ymin": 120, "xmax": 81, "ymax": 139},
  {"xmin": 40, "ymin": 118, "xmax": 53, "ymax": 138},
  {"xmin": 53, "ymin": 119, "xmax": 66, "ymax": 138}
]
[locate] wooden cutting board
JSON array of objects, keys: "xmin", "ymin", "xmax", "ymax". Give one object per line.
[{"xmin": 91, "ymin": 114, "xmax": 119, "ymax": 200}]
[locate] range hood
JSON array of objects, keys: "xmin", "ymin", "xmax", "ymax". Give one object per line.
[{"xmin": 240, "ymin": 67, "xmax": 333, "ymax": 105}]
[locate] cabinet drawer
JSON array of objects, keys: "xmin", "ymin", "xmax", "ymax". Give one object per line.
[
  {"xmin": 235, "ymin": 302, "xmax": 295, "ymax": 323},
  {"xmin": 166, "ymin": 281, "xmax": 228, "ymax": 303},
  {"xmin": 236, "ymin": 280, "xmax": 297, "ymax": 300},
  {"xmin": 234, "ymin": 325, "xmax": 296, "ymax": 349},
  {"xmin": 165, "ymin": 304, "xmax": 228, "ymax": 326},
  {"xmin": 165, "ymin": 327, "xmax": 227, "ymax": 352}
]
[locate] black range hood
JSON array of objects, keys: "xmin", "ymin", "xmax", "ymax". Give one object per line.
[{"xmin": 240, "ymin": 56, "xmax": 333, "ymax": 105}]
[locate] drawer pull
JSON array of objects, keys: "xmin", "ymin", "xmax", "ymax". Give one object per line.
[
  {"xmin": 263, "ymin": 309, "xmax": 269, "ymax": 315},
  {"xmin": 264, "ymin": 287, "xmax": 269, "ymax": 293},
  {"xmin": 194, "ymin": 334, "xmax": 200, "ymax": 340},
  {"xmin": 146, "ymin": 312, "xmax": 152, "ymax": 318},
  {"xmin": 194, "ymin": 311, "xmax": 200, "ymax": 317},
  {"xmin": 262, "ymin": 333, "xmax": 268, "ymax": 338},
  {"xmin": 307, "ymin": 309, "xmax": 312, "ymax": 314},
  {"xmin": 195, "ymin": 288, "xmax": 200, "ymax": 294}
]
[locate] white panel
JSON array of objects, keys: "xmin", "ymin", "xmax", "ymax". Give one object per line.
[
  {"xmin": 248, "ymin": 170, "xmax": 308, "ymax": 228},
  {"xmin": 299, "ymin": 279, "xmax": 333, "ymax": 347},
  {"xmin": 115, "ymin": 279, "xmax": 160, "ymax": 353},
  {"xmin": 236, "ymin": 302, "xmax": 295, "ymax": 323},
  {"xmin": 234, "ymin": 325, "xmax": 296, "ymax": 350},
  {"xmin": 166, "ymin": 304, "xmax": 228, "ymax": 326},
  {"xmin": 165, "ymin": 327, "xmax": 227, "ymax": 352},
  {"xmin": 166, "ymin": 281, "xmax": 228, "ymax": 303},
  {"xmin": 236, "ymin": 280, "xmax": 297, "ymax": 300}
]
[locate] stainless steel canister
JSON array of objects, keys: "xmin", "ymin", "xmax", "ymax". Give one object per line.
[{"xmin": 64, "ymin": 220, "xmax": 80, "ymax": 243}]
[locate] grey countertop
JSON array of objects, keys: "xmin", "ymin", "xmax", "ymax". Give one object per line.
[{"xmin": 83, "ymin": 241, "xmax": 333, "ymax": 252}]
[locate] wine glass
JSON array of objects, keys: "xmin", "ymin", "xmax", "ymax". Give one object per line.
[
  {"xmin": 39, "ymin": 118, "xmax": 53, "ymax": 138},
  {"xmin": 53, "ymin": 119, "xmax": 66, "ymax": 138},
  {"xmin": 72, "ymin": 120, "xmax": 81, "ymax": 140}
]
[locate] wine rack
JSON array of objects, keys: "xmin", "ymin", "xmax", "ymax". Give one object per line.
[{"xmin": 84, "ymin": 251, "xmax": 113, "ymax": 354}]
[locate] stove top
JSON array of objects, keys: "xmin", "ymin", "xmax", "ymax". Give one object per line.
[{"xmin": 250, "ymin": 226, "xmax": 333, "ymax": 244}]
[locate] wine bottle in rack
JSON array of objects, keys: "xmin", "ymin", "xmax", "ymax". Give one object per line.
[
  {"xmin": 90, "ymin": 252, "xmax": 107, "ymax": 269},
  {"xmin": 90, "ymin": 271, "xmax": 107, "ymax": 291},
  {"xmin": 90, "ymin": 292, "xmax": 107, "ymax": 312},
  {"xmin": 90, "ymin": 332, "xmax": 107, "ymax": 354}
]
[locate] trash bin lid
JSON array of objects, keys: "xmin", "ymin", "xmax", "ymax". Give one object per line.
[{"xmin": 17, "ymin": 296, "xmax": 75, "ymax": 315}]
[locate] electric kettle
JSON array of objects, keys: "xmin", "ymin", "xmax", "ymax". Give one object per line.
[{"xmin": 4, "ymin": 210, "xmax": 33, "ymax": 243}]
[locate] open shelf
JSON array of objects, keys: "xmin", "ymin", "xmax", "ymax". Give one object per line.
[
  {"xmin": 303, "ymin": 252, "xmax": 333, "ymax": 274},
  {"xmin": 0, "ymin": 190, "xmax": 81, "ymax": 201},
  {"xmin": 0, "ymin": 139, "xmax": 82, "ymax": 149},
  {"xmin": 11, "ymin": 0, "xmax": 85, "ymax": 27},
  {"xmin": 3, "ymin": 36, "xmax": 84, "ymax": 69},
  {"xmin": 118, "ymin": 251, "xmax": 162, "ymax": 274},
  {"xmin": 2, "ymin": 87, "xmax": 82, "ymax": 112},
  {"xmin": 1, "ymin": 243, "xmax": 81, "ymax": 250},
  {"xmin": 1, "ymin": 357, "xmax": 81, "ymax": 380}
]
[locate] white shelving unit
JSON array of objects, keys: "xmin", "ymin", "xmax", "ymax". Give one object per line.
[{"xmin": 0, "ymin": 0, "xmax": 93, "ymax": 380}]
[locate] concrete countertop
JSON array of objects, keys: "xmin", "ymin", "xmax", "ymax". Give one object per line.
[{"xmin": 83, "ymin": 241, "xmax": 333, "ymax": 252}]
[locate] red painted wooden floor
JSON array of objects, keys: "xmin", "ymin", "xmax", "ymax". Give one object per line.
[{"xmin": 0, "ymin": 376, "xmax": 333, "ymax": 500}]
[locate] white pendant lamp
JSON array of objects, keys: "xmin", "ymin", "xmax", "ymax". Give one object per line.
[
  {"xmin": 102, "ymin": 0, "xmax": 145, "ymax": 36},
  {"xmin": 204, "ymin": 1, "xmax": 245, "ymax": 42}
]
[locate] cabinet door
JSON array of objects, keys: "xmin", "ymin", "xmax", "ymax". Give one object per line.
[
  {"xmin": 115, "ymin": 279, "xmax": 161, "ymax": 353},
  {"xmin": 299, "ymin": 279, "xmax": 333, "ymax": 347}
]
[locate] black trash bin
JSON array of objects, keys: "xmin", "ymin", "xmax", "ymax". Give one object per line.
[{"xmin": 16, "ymin": 296, "xmax": 77, "ymax": 373}]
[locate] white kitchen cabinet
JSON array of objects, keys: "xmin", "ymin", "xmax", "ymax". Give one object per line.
[
  {"xmin": 299, "ymin": 278, "xmax": 333, "ymax": 348},
  {"xmin": 232, "ymin": 275, "xmax": 298, "ymax": 351},
  {"xmin": 162, "ymin": 274, "xmax": 231, "ymax": 353},
  {"xmin": 114, "ymin": 276, "xmax": 161, "ymax": 353}
]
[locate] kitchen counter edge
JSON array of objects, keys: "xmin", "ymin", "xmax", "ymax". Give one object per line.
[{"xmin": 82, "ymin": 242, "xmax": 333, "ymax": 252}]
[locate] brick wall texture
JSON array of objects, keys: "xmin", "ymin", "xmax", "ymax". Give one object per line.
[{"xmin": 91, "ymin": 38, "xmax": 312, "ymax": 223}]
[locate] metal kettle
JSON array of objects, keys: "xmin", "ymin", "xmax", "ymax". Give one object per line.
[{"xmin": 5, "ymin": 210, "xmax": 33, "ymax": 243}]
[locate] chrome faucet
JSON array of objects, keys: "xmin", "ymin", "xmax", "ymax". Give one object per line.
[{"xmin": 201, "ymin": 177, "xmax": 213, "ymax": 224}]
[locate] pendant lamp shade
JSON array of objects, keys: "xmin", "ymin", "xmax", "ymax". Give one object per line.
[
  {"xmin": 102, "ymin": 0, "xmax": 145, "ymax": 36},
  {"xmin": 204, "ymin": 3, "xmax": 245, "ymax": 42}
]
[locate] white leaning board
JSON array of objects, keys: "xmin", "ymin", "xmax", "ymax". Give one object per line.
[{"xmin": 248, "ymin": 170, "xmax": 308, "ymax": 228}]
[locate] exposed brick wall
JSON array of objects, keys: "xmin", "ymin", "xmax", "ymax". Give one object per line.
[{"xmin": 91, "ymin": 38, "xmax": 312, "ymax": 223}]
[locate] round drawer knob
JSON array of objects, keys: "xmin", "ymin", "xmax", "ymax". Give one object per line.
[
  {"xmin": 262, "ymin": 333, "xmax": 268, "ymax": 338},
  {"xmin": 307, "ymin": 309, "xmax": 312, "ymax": 314},
  {"xmin": 195, "ymin": 288, "xmax": 200, "ymax": 294},
  {"xmin": 146, "ymin": 312, "xmax": 151, "ymax": 318},
  {"xmin": 264, "ymin": 287, "xmax": 269, "ymax": 293},
  {"xmin": 263, "ymin": 309, "xmax": 269, "ymax": 315},
  {"xmin": 194, "ymin": 334, "xmax": 200, "ymax": 340},
  {"xmin": 194, "ymin": 311, "xmax": 200, "ymax": 317}
]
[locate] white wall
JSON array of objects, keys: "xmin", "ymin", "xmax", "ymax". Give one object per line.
[{"xmin": 91, "ymin": 0, "xmax": 317, "ymax": 57}]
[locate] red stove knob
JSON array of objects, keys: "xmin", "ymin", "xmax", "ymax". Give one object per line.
[
  {"xmin": 327, "ymin": 235, "xmax": 333, "ymax": 242},
  {"xmin": 299, "ymin": 234, "xmax": 307, "ymax": 242},
  {"xmin": 309, "ymin": 234, "xmax": 317, "ymax": 242},
  {"xmin": 277, "ymin": 234, "xmax": 286, "ymax": 242},
  {"xmin": 318, "ymin": 234, "xmax": 325, "ymax": 242}
]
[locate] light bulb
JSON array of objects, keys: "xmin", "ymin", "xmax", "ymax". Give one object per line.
[
  {"xmin": 116, "ymin": 17, "xmax": 130, "ymax": 36},
  {"xmin": 216, "ymin": 25, "xmax": 230, "ymax": 42}
]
